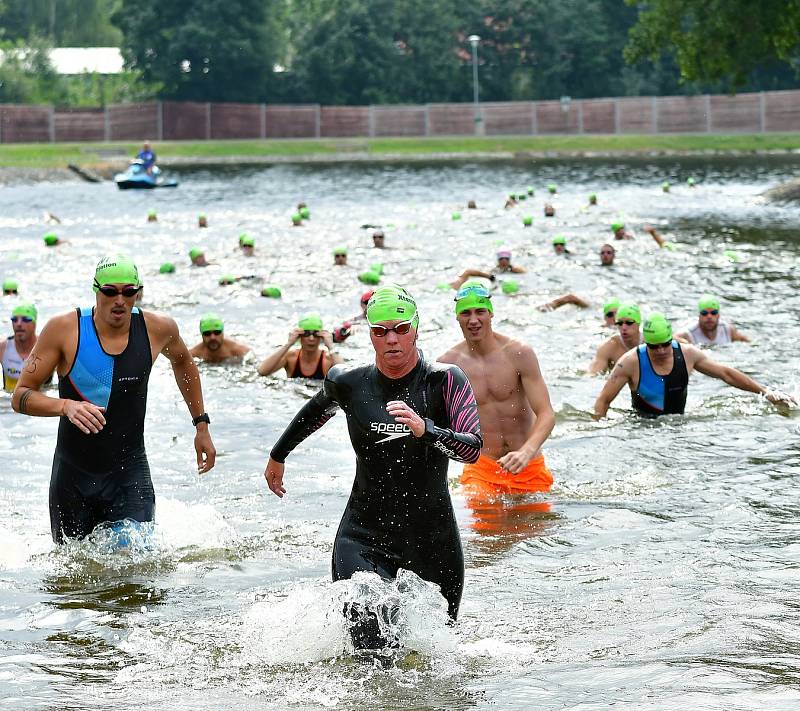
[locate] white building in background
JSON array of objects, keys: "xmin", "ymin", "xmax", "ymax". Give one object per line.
[{"xmin": 48, "ymin": 47, "xmax": 124, "ymax": 74}]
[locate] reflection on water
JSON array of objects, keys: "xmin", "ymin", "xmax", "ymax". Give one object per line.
[{"xmin": 2, "ymin": 156, "xmax": 800, "ymax": 709}]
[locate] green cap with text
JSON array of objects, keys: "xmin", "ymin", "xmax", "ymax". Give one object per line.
[
  {"xmin": 367, "ymin": 284, "xmax": 419, "ymax": 327},
  {"xmin": 94, "ymin": 255, "xmax": 140, "ymax": 292},
  {"xmin": 643, "ymin": 312, "xmax": 672, "ymax": 344},
  {"xmin": 12, "ymin": 303, "xmax": 37, "ymax": 321},
  {"xmin": 615, "ymin": 302, "xmax": 641, "ymax": 324}
]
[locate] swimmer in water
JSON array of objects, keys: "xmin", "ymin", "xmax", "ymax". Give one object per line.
[
  {"xmin": 189, "ymin": 314, "xmax": 251, "ymax": 363},
  {"xmin": 257, "ymin": 313, "xmax": 342, "ymax": 380},
  {"xmin": 3, "ymin": 278, "xmax": 18, "ymax": 295},
  {"xmin": 588, "ymin": 193, "xmax": 598, "ymax": 206},
  {"xmin": 264, "ymin": 285, "xmax": 482, "ymax": 648},
  {"xmin": 552, "ymin": 236, "xmax": 569, "ymax": 254},
  {"xmin": 11, "ymin": 255, "xmax": 216, "ymax": 543},
  {"xmin": 239, "ymin": 235, "xmax": 255, "ymax": 256},
  {"xmin": 594, "ymin": 313, "xmax": 793, "ymax": 418},
  {"xmin": 504, "ymin": 194, "xmax": 518, "ymax": 209},
  {"xmin": 332, "ymin": 290, "xmax": 373, "ymax": 343},
  {"xmin": 612, "ymin": 222, "xmax": 633, "ymax": 240},
  {"xmin": 602, "ymin": 298, "xmax": 620, "ymax": 327},
  {"xmin": 537, "ymin": 293, "xmax": 590, "ymax": 312},
  {"xmin": 2, "ymin": 303, "xmax": 42, "ymax": 392},
  {"xmin": 587, "ymin": 303, "xmax": 641, "ymax": 374},
  {"xmin": 189, "ymin": 247, "xmax": 210, "ymax": 267},
  {"xmin": 371, "ymin": 230, "xmax": 385, "ymax": 249},
  {"xmin": 438, "ymin": 282, "xmax": 555, "ymax": 494},
  {"xmin": 450, "ymin": 247, "xmax": 525, "ymax": 290},
  {"xmin": 333, "ymin": 248, "xmax": 348, "ymax": 266},
  {"xmin": 675, "ymin": 294, "xmax": 750, "ymax": 345},
  {"xmin": 544, "ymin": 203, "xmax": 555, "ymax": 217},
  {"xmin": 599, "ymin": 244, "xmax": 615, "ymax": 266}
]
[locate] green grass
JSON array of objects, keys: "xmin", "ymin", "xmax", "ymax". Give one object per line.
[{"xmin": 2, "ymin": 133, "xmax": 800, "ymax": 168}]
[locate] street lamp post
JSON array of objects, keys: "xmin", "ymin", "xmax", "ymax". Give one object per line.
[{"xmin": 468, "ymin": 35, "xmax": 483, "ymax": 135}]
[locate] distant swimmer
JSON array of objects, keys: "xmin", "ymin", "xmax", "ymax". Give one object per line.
[
  {"xmin": 587, "ymin": 303, "xmax": 641, "ymax": 374},
  {"xmin": 264, "ymin": 285, "xmax": 482, "ymax": 648},
  {"xmin": 552, "ymin": 235, "xmax": 569, "ymax": 254},
  {"xmin": 438, "ymin": 282, "xmax": 555, "ymax": 494},
  {"xmin": 333, "ymin": 247, "xmax": 349, "ymax": 266},
  {"xmin": 189, "ymin": 314, "xmax": 251, "ymax": 363},
  {"xmin": 239, "ymin": 235, "xmax": 255, "ymax": 256},
  {"xmin": 450, "ymin": 247, "xmax": 525, "ymax": 290},
  {"xmin": 594, "ymin": 312, "xmax": 792, "ymax": 418},
  {"xmin": 537, "ymin": 293, "xmax": 589, "ymax": 312},
  {"xmin": 3, "ymin": 278, "xmax": 18, "ymax": 295},
  {"xmin": 599, "ymin": 244, "xmax": 615, "ymax": 266},
  {"xmin": 257, "ymin": 313, "xmax": 342, "ymax": 380},
  {"xmin": 189, "ymin": 247, "xmax": 210, "ymax": 267},
  {"xmin": 11, "ymin": 255, "xmax": 216, "ymax": 543},
  {"xmin": 371, "ymin": 230, "xmax": 385, "ymax": 249},
  {"xmin": 675, "ymin": 294, "xmax": 750, "ymax": 345},
  {"xmin": 603, "ymin": 298, "xmax": 620, "ymax": 327},
  {"xmin": 332, "ymin": 290, "xmax": 373, "ymax": 344},
  {"xmin": 588, "ymin": 193, "xmax": 598, "ymax": 206},
  {"xmin": 544, "ymin": 203, "xmax": 555, "ymax": 217},
  {"xmin": 612, "ymin": 222, "xmax": 633, "ymax": 240},
  {"xmin": 2, "ymin": 303, "xmax": 41, "ymax": 392}
]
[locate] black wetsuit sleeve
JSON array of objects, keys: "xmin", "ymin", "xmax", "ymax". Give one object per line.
[
  {"xmin": 420, "ymin": 366, "xmax": 482, "ymax": 463},
  {"xmin": 269, "ymin": 383, "xmax": 339, "ymax": 463}
]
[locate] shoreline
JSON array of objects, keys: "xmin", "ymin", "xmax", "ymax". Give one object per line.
[{"xmin": 2, "ymin": 134, "xmax": 800, "ymax": 186}]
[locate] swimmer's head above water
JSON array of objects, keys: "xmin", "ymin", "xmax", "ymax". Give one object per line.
[
  {"xmin": 615, "ymin": 302, "xmax": 641, "ymax": 344},
  {"xmin": 199, "ymin": 313, "xmax": 225, "ymax": 350},
  {"xmin": 642, "ymin": 312, "xmax": 673, "ymax": 355},
  {"xmin": 603, "ymin": 298, "xmax": 620, "ymax": 327},
  {"xmin": 92, "ymin": 254, "xmax": 143, "ymax": 327},
  {"xmin": 366, "ymin": 285, "xmax": 420, "ymax": 372},
  {"xmin": 454, "ymin": 282, "xmax": 493, "ymax": 315}
]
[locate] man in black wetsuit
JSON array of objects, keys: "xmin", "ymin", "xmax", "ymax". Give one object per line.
[
  {"xmin": 264, "ymin": 284, "xmax": 482, "ymax": 648},
  {"xmin": 12, "ymin": 255, "xmax": 216, "ymax": 543},
  {"xmin": 594, "ymin": 312, "xmax": 792, "ymax": 418}
]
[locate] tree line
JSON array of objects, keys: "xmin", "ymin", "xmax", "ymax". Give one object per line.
[{"xmin": 1, "ymin": 0, "xmax": 798, "ymax": 106}]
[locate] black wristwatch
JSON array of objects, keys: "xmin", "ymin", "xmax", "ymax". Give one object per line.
[{"xmin": 192, "ymin": 413, "xmax": 210, "ymax": 426}]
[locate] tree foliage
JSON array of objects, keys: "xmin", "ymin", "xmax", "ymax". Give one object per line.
[
  {"xmin": 0, "ymin": 0, "xmax": 122, "ymax": 46},
  {"xmin": 624, "ymin": 0, "xmax": 800, "ymax": 89},
  {"xmin": 113, "ymin": 0, "xmax": 282, "ymax": 102}
]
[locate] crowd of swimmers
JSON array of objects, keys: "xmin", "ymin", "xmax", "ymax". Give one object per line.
[{"xmin": 1, "ymin": 170, "xmax": 794, "ymax": 650}]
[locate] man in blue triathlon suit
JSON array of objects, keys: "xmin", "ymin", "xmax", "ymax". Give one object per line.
[
  {"xmin": 137, "ymin": 141, "xmax": 156, "ymax": 174},
  {"xmin": 12, "ymin": 255, "xmax": 216, "ymax": 543},
  {"xmin": 264, "ymin": 284, "xmax": 482, "ymax": 649},
  {"xmin": 593, "ymin": 313, "xmax": 793, "ymax": 418}
]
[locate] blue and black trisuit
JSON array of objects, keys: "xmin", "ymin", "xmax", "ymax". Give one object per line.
[
  {"xmin": 49, "ymin": 307, "xmax": 154, "ymax": 543},
  {"xmin": 631, "ymin": 341, "xmax": 689, "ymax": 417}
]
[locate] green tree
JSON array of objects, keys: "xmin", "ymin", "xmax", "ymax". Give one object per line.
[
  {"xmin": 0, "ymin": 0, "xmax": 122, "ymax": 46},
  {"xmin": 113, "ymin": 0, "xmax": 283, "ymax": 102},
  {"xmin": 624, "ymin": 0, "xmax": 800, "ymax": 89}
]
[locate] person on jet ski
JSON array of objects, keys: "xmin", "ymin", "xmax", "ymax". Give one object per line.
[{"xmin": 136, "ymin": 142, "xmax": 157, "ymax": 174}]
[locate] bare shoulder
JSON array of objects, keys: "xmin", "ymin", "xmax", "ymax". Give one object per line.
[
  {"xmin": 680, "ymin": 342, "xmax": 704, "ymax": 365},
  {"xmin": 497, "ymin": 332, "xmax": 540, "ymax": 369},
  {"xmin": 231, "ymin": 340, "xmax": 251, "ymax": 356},
  {"xmin": 142, "ymin": 309, "xmax": 179, "ymax": 337},
  {"xmin": 437, "ymin": 341, "xmax": 469, "ymax": 365},
  {"xmin": 39, "ymin": 310, "xmax": 78, "ymax": 341}
]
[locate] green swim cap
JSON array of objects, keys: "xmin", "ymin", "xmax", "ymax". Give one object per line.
[
  {"xmin": 547, "ymin": 184, "xmax": 557, "ymax": 194},
  {"xmin": 12, "ymin": 303, "xmax": 37, "ymax": 321},
  {"xmin": 240, "ymin": 235, "xmax": 255, "ymax": 248},
  {"xmin": 261, "ymin": 285, "xmax": 281, "ymax": 298},
  {"xmin": 590, "ymin": 192, "xmax": 597, "ymax": 199},
  {"xmin": 452, "ymin": 212, "xmax": 462, "ymax": 221},
  {"xmin": 611, "ymin": 223, "xmax": 624, "ymax": 232},
  {"xmin": 199, "ymin": 313, "xmax": 224, "ymax": 334},
  {"xmin": 454, "ymin": 281, "xmax": 494, "ymax": 314},
  {"xmin": 333, "ymin": 247, "xmax": 347, "ymax": 256},
  {"xmin": 159, "ymin": 262, "xmax": 175, "ymax": 274},
  {"xmin": 198, "ymin": 213, "xmax": 206, "ymax": 219},
  {"xmin": 518, "ymin": 193, "xmax": 527, "ymax": 201},
  {"xmin": 43, "ymin": 232, "xmax": 58, "ymax": 246},
  {"xmin": 698, "ymin": 294, "xmax": 720, "ymax": 312},
  {"xmin": 643, "ymin": 312, "xmax": 672, "ymax": 344},
  {"xmin": 370, "ymin": 263, "xmax": 384, "ymax": 275},
  {"xmin": 148, "ymin": 208, "xmax": 157, "ymax": 217},
  {"xmin": 359, "ymin": 270, "xmax": 381, "ymax": 285},
  {"xmin": 3, "ymin": 278, "xmax": 18, "ymax": 292},
  {"xmin": 687, "ymin": 177, "xmax": 696, "ymax": 186},
  {"xmin": 662, "ymin": 181, "xmax": 670, "ymax": 190},
  {"xmin": 603, "ymin": 297, "xmax": 621, "ymax": 314},
  {"xmin": 93, "ymin": 255, "xmax": 140, "ymax": 292},
  {"xmin": 527, "ymin": 186, "xmax": 534, "ymax": 196},
  {"xmin": 552, "ymin": 235, "xmax": 567, "ymax": 246},
  {"xmin": 615, "ymin": 302, "xmax": 641, "ymax": 324},
  {"xmin": 724, "ymin": 250, "xmax": 740, "ymax": 262},
  {"xmin": 298, "ymin": 313, "xmax": 323, "ymax": 331},
  {"xmin": 291, "ymin": 213, "xmax": 302, "ymax": 223},
  {"xmin": 501, "ymin": 279, "xmax": 519, "ymax": 295},
  {"xmin": 522, "ymin": 215, "xmax": 533, "ymax": 226},
  {"xmin": 219, "ymin": 274, "xmax": 236, "ymax": 285},
  {"xmin": 300, "ymin": 207, "xmax": 310, "ymax": 219},
  {"xmin": 238, "ymin": 233, "xmax": 249, "ymax": 246},
  {"xmin": 367, "ymin": 285, "xmax": 419, "ymax": 327},
  {"xmin": 189, "ymin": 247, "xmax": 204, "ymax": 260}
]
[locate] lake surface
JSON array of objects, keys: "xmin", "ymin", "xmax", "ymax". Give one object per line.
[{"xmin": 1, "ymin": 156, "xmax": 800, "ymax": 710}]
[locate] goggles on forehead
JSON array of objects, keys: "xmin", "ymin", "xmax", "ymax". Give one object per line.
[{"xmin": 454, "ymin": 284, "xmax": 492, "ymax": 301}]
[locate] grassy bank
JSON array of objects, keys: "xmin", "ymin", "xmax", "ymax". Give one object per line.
[{"xmin": 1, "ymin": 133, "xmax": 800, "ymax": 168}]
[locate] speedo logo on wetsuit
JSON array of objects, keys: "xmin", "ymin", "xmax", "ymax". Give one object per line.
[{"xmin": 370, "ymin": 421, "xmax": 411, "ymax": 444}]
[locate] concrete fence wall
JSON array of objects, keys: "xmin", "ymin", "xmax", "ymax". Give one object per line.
[{"xmin": 1, "ymin": 90, "xmax": 799, "ymax": 143}]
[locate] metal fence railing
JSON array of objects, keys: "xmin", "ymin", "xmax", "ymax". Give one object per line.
[{"xmin": 1, "ymin": 90, "xmax": 798, "ymax": 143}]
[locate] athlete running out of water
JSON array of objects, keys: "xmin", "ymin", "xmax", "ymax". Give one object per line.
[
  {"xmin": 11, "ymin": 255, "xmax": 216, "ymax": 543},
  {"xmin": 594, "ymin": 312, "xmax": 793, "ymax": 418},
  {"xmin": 263, "ymin": 284, "xmax": 482, "ymax": 649}
]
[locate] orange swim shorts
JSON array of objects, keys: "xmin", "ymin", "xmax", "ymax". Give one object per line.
[{"xmin": 460, "ymin": 453, "xmax": 553, "ymax": 494}]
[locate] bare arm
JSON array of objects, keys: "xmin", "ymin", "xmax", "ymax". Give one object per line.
[
  {"xmin": 644, "ymin": 225, "xmax": 665, "ymax": 247},
  {"xmin": 511, "ymin": 265, "xmax": 527, "ymax": 274},
  {"xmin": 587, "ymin": 341, "xmax": 613, "ymax": 375},
  {"xmin": 594, "ymin": 359, "xmax": 632, "ymax": 418},
  {"xmin": 674, "ymin": 331, "xmax": 692, "ymax": 344},
  {"xmin": 158, "ymin": 316, "xmax": 216, "ymax": 473},
  {"xmin": 257, "ymin": 329, "xmax": 301, "ymax": 376},
  {"xmin": 729, "ymin": 325, "xmax": 750, "ymax": 343},
  {"xmin": 692, "ymin": 351, "xmax": 765, "ymax": 395},
  {"xmin": 450, "ymin": 269, "xmax": 493, "ymax": 290},
  {"xmin": 320, "ymin": 330, "xmax": 343, "ymax": 369},
  {"xmin": 498, "ymin": 348, "xmax": 555, "ymax": 473},
  {"xmin": 540, "ymin": 293, "xmax": 590, "ymax": 311},
  {"xmin": 12, "ymin": 314, "xmax": 108, "ymax": 433}
]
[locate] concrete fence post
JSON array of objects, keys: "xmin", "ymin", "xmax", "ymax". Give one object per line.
[
  {"xmin": 368, "ymin": 105, "xmax": 376, "ymax": 138},
  {"xmin": 260, "ymin": 103, "xmax": 266, "ymax": 138},
  {"xmin": 157, "ymin": 101, "xmax": 163, "ymax": 141},
  {"xmin": 206, "ymin": 102, "xmax": 212, "ymax": 139},
  {"xmin": 531, "ymin": 102, "xmax": 538, "ymax": 135},
  {"xmin": 652, "ymin": 96, "xmax": 658, "ymax": 133},
  {"xmin": 104, "ymin": 105, "xmax": 110, "ymax": 142},
  {"xmin": 705, "ymin": 95, "xmax": 712, "ymax": 132},
  {"xmin": 614, "ymin": 99, "xmax": 620, "ymax": 134},
  {"xmin": 759, "ymin": 92, "xmax": 766, "ymax": 132},
  {"xmin": 315, "ymin": 104, "xmax": 321, "ymax": 138},
  {"xmin": 577, "ymin": 101, "xmax": 584, "ymax": 134},
  {"xmin": 49, "ymin": 105, "xmax": 55, "ymax": 142},
  {"xmin": 424, "ymin": 105, "xmax": 430, "ymax": 136}
]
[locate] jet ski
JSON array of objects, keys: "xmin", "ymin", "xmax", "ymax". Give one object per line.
[{"xmin": 115, "ymin": 160, "xmax": 178, "ymax": 190}]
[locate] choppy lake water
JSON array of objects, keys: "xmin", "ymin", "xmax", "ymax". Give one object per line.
[{"xmin": 1, "ymin": 156, "xmax": 800, "ymax": 709}]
